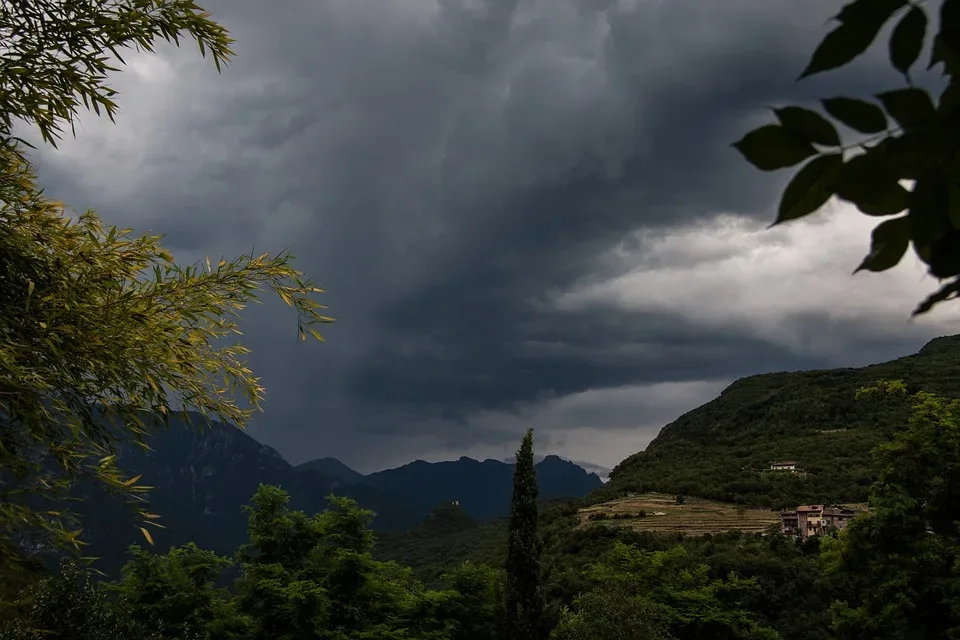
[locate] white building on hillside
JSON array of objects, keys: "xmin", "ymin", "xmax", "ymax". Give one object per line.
[{"xmin": 769, "ymin": 460, "xmax": 797, "ymax": 472}]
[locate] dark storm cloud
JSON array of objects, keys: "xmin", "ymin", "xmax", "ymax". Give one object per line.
[{"xmin": 30, "ymin": 0, "xmax": 949, "ymax": 467}]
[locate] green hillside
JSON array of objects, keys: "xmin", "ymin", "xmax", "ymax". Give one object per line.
[
  {"xmin": 379, "ymin": 335, "xmax": 960, "ymax": 579},
  {"xmin": 601, "ymin": 335, "xmax": 960, "ymax": 509}
]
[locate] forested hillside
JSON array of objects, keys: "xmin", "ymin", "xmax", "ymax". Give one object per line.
[{"xmin": 601, "ymin": 335, "xmax": 960, "ymax": 508}]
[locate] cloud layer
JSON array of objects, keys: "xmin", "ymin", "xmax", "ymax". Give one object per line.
[{"xmin": 28, "ymin": 0, "xmax": 955, "ymax": 472}]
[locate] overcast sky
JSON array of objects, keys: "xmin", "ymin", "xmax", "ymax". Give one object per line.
[{"xmin": 29, "ymin": 0, "xmax": 959, "ymax": 474}]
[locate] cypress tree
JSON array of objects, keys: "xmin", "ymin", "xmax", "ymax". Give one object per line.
[{"xmin": 504, "ymin": 428, "xmax": 545, "ymax": 640}]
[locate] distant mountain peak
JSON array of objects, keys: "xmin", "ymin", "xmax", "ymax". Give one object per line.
[{"xmin": 295, "ymin": 456, "xmax": 364, "ymax": 485}]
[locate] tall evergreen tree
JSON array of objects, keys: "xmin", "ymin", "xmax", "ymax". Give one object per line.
[{"xmin": 504, "ymin": 428, "xmax": 545, "ymax": 640}]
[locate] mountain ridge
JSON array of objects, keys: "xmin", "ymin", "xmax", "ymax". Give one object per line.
[
  {"xmin": 600, "ymin": 334, "xmax": 960, "ymax": 509},
  {"xmin": 363, "ymin": 453, "xmax": 603, "ymax": 520},
  {"xmin": 61, "ymin": 416, "xmax": 601, "ymax": 577}
]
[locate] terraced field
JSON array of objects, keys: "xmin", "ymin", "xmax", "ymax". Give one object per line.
[{"xmin": 577, "ymin": 492, "xmax": 780, "ymax": 536}]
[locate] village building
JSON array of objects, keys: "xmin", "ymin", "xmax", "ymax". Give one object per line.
[
  {"xmin": 779, "ymin": 504, "xmax": 859, "ymax": 539},
  {"xmin": 769, "ymin": 460, "xmax": 798, "ymax": 472}
]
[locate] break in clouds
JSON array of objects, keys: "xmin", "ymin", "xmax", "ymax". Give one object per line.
[{"xmin": 27, "ymin": 0, "xmax": 959, "ymax": 472}]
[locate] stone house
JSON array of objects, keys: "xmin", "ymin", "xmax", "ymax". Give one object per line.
[{"xmin": 779, "ymin": 504, "xmax": 859, "ymax": 539}]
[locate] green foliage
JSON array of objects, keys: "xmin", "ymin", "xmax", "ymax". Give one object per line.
[
  {"xmin": 0, "ymin": 560, "xmax": 165, "ymax": 640},
  {"xmin": 559, "ymin": 543, "xmax": 777, "ymax": 640},
  {"xmin": 234, "ymin": 485, "xmax": 338, "ymax": 639},
  {"xmin": 0, "ymin": 153, "xmax": 333, "ymax": 574},
  {"xmin": 233, "ymin": 562, "xmax": 331, "ymax": 640},
  {"xmin": 0, "ymin": 0, "xmax": 332, "ymax": 578},
  {"xmin": 0, "ymin": 555, "xmax": 46, "ymax": 617},
  {"xmin": 540, "ymin": 524, "xmax": 841, "ymax": 640},
  {"xmin": 890, "ymin": 6, "xmax": 928, "ymax": 76},
  {"xmin": 374, "ymin": 502, "xmax": 502, "ymax": 586},
  {"xmin": 552, "ymin": 588, "xmax": 675, "ymax": 640},
  {"xmin": 775, "ymin": 153, "xmax": 843, "ymax": 224},
  {"xmin": 112, "ymin": 542, "xmax": 249, "ymax": 639},
  {"xmin": 234, "ymin": 484, "xmax": 455, "ymax": 640},
  {"xmin": 505, "ymin": 429, "xmax": 546, "ymax": 640},
  {"xmin": 774, "ymin": 107, "xmax": 841, "ymax": 147},
  {"xmin": 0, "ymin": 0, "xmax": 233, "ymax": 153},
  {"xmin": 821, "ymin": 97, "xmax": 888, "ymax": 133},
  {"xmin": 0, "ymin": 486, "xmax": 483, "ymax": 640},
  {"xmin": 855, "ymin": 216, "xmax": 910, "ymax": 273},
  {"xmin": 799, "ymin": 0, "xmax": 907, "ymax": 78},
  {"xmin": 822, "ymin": 390, "xmax": 960, "ymax": 639},
  {"xmin": 833, "ymin": 149, "xmax": 910, "ymax": 216},
  {"xmin": 731, "ymin": 125, "xmax": 817, "ymax": 171},
  {"xmin": 441, "ymin": 562, "xmax": 506, "ymax": 640},
  {"xmin": 733, "ymin": 0, "xmax": 960, "ymax": 316}
]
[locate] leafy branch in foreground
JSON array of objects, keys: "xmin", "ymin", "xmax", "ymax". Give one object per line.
[
  {"xmin": 821, "ymin": 382, "xmax": 960, "ymax": 638},
  {"xmin": 0, "ymin": 0, "xmax": 332, "ymax": 578},
  {"xmin": 733, "ymin": 0, "xmax": 960, "ymax": 316},
  {"xmin": 0, "ymin": 0, "xmax": 234, "ymax": 153},
  {"xmin": 0, "ymin": 149, "xmax": 333, "ymax": 576}
]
